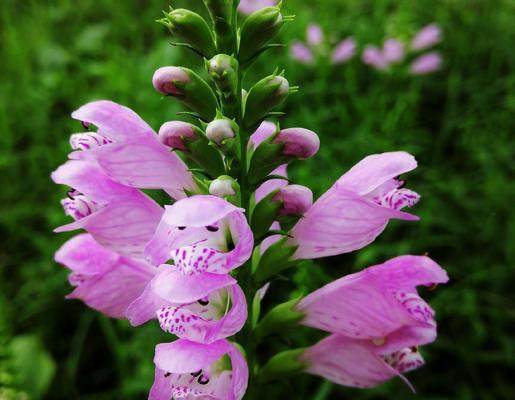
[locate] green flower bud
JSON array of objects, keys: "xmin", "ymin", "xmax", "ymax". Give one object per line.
[
  {"xmin": 153, "ymin": 66, "xmax": 219, "ymax": 121},
  {"xmin": 239, "ymin": 6, "xmax": 285, "ymax": 63},
  {"xmin": 202, "ymin": 0, "xmax": 234, "ymax": 53},
  {"xmin": 209, "ymin": 175, "xmax": 239, "ymax": 198},
  {"xmin": 243, "ymin": 74, "xmax": 290, "ymax": 129},
  {"xmin": 159, "ymin": 8, "xmax": 216, "ymax": 57},
  {"xmin": 207, "ymin": 54, "xmax": 239, "ymax": 95}
]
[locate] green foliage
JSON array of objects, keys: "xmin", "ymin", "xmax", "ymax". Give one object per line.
[{"xmin": 1, "ymin": 0, "xmax": 514, "ymax": 398}]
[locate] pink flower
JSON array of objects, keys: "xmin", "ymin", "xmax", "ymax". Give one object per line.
[
  {"xmin": 273, "ymin": 128, "xmax": 320, "ymax": 158},
  {"xmin": 307, "ymin": 24, "xmax": 323, "ymax": 47},
  {"xmin": 145, "ymin": 195, "xmax": 254, "ymax": 273},
  {"xmin": 238, "ymin": 0, "xmax": 278, "ymax": 15},
  {"xmin": 299, "ymin": 255, "xmax": 449, "ymax": 388},
  {"xmin": 288, "ymin": 152, "xmax": 420, "ymax": 259},
  {"xmin": 52, "ymin": 160, "xmax": 163, "ymax": 258},
  {"xmin": 362, "ymin": 46, "xmax": 388, "ymax": 70},
  {"xmin": 152, "ymin": 67, "xmax": 191, "ymax": 95},
  {"xmin": 69, "ymin": 100, "xmax": 196, "ymax": 199},
  {"xmin": 127, "ymin": 267, "xmax": 247, "ymax": 343},
  {"xmin": 411, "ymin": 24, "xmax": 442, "ymax": 50},
  {"xmin": 273, "ymin": 184, "xmax": 313, "ymax": 216},
  {"xmin": 150, "ymin": 339, "xmax": 248, "ymax": 400},
  {"xmin": 55, "ymin": 234, "xmax": 155, "ymax": 318},
  {"xmin": 410, "ymin": 52, "xmax": 442, "ymax": 75},
  {"xmin": 248, "ymin": 121, "xmax": 277, "ymax": 149},
  {"xmin": 290, "ymin": 41, "xmax": 314, "ymax": 64},
  {"xmin": 331, "ymin": 37, "xmax": 356, "ymax": 64},
  {"xmin": 383, "ymin": 39, "xmax": 405, "ymax": 63},
  {"xmin": 255, "ymin": 164, "xmax": 288, "ymax": 203},
  {"xmin": 158, "ymin": 121, "xmax": 199, "ymax": 151}
]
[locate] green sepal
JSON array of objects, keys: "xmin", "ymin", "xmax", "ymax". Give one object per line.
[
  {"xmin": 202, "ymin": 0, "xmax": 234, "ymax": 53},
  {"xmin": 185, "ymin": 175, "xmax": 210, "ymax": 196},
  {"xmin": 253, "ymin": 237, "xmax": 298, "ymax": 284},
  {"xmin": 239, "ymin": 5, "xmax": 285, "ymax": 64},
  {"xmin": 172, "ymin": 68, "xmax": 219, "ymax": 121},
  {"xmin": 206, "ymin": 54, "xmax": 239, "ymax": 96},
  {"xmin": 247, "ymin": 132, "xmax": 289, "ymax": 185},
  {"xmin": 258, "ymin": 348, "xmax": 306, "ymax": 384},
  {"xmin": 251, "ymin": 289, "xmax": 262, "ymax": 329},
  {"xmin": 255, "ymin": 297, "xmax": 304, "ymax": 339},
  {"xmin": 243, "ymin": 74, "xmax": 289, "ymax": 129},
  {"xmin": 160, "ymin": 8, "xmax": 216, "ymax": 58},
  {"xmin": 250, "ymin": 189, "xmax": 283, "ymax": 241},
  {"xmin": 183, "ymin": 135, "xmax": 226, "ymax": 178}
]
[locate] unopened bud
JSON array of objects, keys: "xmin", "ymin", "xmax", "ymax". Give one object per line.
[
  {"xmin": 273, "ymin": 185, "xmax": 313, "ymax": 216},
  {"xmin": 152, "ymin": 66, "xmax": 191, "ymax": 95},
  {"xmin": 273, "ymin": 128, "xmax": 320, "ymax": 158},
  {"xmin": 158, "ymin": 121, "xmax": 201, "ymax": 151},
  {"xmin": 243, "ymin": 75, "xmax": 290, "ymax": 128},
  {"xmin": 160, "ymin": 8, "xmax": 216, "ymax": 57},
  {"xmin": 206, "ymin": 118, "xmax": 236, "ymax": 145},
  {"xmin": 239, "ymin": 6, "xmax": 285, "ymax": 63},
  {"xmin": 207, "ymin": 54, "xmax": 239, "ymax": 94},
  {"xmin": 153, "ymin": 66, "xmax": 218, "ymax": 121},
  {"xmin": 209, "ymin": 175, "xmax": 238, "ymax": 197}
]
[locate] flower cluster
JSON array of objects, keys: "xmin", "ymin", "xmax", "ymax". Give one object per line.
[
  {"xmin": 53, "ymin": 1, "xmax": 448, "ymax": 398},
  {"xmin": 289, "ymin": 22, "xmax": 442, "ymax": 75}
]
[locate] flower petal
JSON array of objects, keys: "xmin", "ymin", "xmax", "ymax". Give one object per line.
[
  {"xmin": 71, "ymin": 100, "xmax": 154, "ymax": 142},
  {"xmin": 289, "ymin": 188, "xmax": 417, "ymax": 259},
  {"xmin": 302, "ymin": 334, "xmax": 402, "ymax": 388},
  {"xmin": 55, "ymin": 234, "xmax": 155, "ymax": 318},
  {"xmin": 153, "ymin": 269, "xmax": 236, "ymax": 304},
  {"xmin": 336, "ymin": 152, "xmax": 417, "ymax": 196},
  {"xmin": 71, "ymin": 138, "xmax": 195, "ymax": 196}
]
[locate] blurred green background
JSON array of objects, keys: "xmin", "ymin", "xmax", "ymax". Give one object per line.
[{"xmin": 1, "ymin": 0, "xmax": 514, "ymax": 398}]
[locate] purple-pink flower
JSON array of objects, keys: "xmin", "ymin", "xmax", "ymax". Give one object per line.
[
  {"xmin": 150, "ymin": 339, "xmax": 248, "ymax": 400},
  {"xmin": 299, "ymin": 255, "xmax": 449, "ymax": 388},
  {"xmin": 410, "ymin": 52, "xmax": 442, "ymax": 75},
  {"xmin": 238, "ymin": 0, "xmax": 278, "ymax": 15},
  {"xmin": 288, "ymin": 152, "xmax": 420, "ymax": 259},
  {"xmin": 411, "ymin": 24, "xmax": 442, "ymax": 50},
  {"xmin": 332, "ymin": 37, "xmax": 357, "ymax": 64}
]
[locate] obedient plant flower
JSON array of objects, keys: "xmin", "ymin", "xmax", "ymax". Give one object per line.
[
  {"xmin": 362, "ymin": 46, "xmax": 388, "ymax": 70},
  {"xmin": 52, "ymin": 160, "xmax": 163, "ymax": 258},
  {"xmin": 53, "ymin": 1, "xmax": 448, "ymax": 397},
  {"xmin": 127, "ymin": 266, "xmax": 247, "ymax": 343},
  {"xmin": 69, "ymin": 100, "xmax": 196, "ymax": 199},
  {"xmin": 150, "ymin": 339, "xmax": 248, "ymax": 400},
  {"xmin": 331, "ymin": 37, "xmax": 356, "ymax": 64},
  {"xmin": 55, "ymin": 234, "xmax": 155, "ymax": 318},
  {"xmin": 302, "ymin": 334, "xmax": 424, "ymax": 389},
  {"xmin": 297, "ymin": 255, "xmax": 449, "ymax": 348},
  {"xmin": 145, "ymin": 195, "xmax": 254, "ymax": 272},
  {"xmin": 410, "ymin": 52, "xmax": 442, "ymax": 75},
  {"xmin": 383, "ymin": 39, "xmax": 405, "ymax": 63},
  {"xmin": 289, "ymin": 152, "xmax": 420, "ymax": 259},
  {"xmin": 411, "ymin": 24, "xmax": 442, "ymax": 50}
]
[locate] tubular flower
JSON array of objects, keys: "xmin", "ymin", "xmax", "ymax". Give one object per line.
[
  {"xmin": 298, "ymin": 256, "xmax": 448, "ymax": 388},
  {"xmin": 150, "ymin": 339, "xmax": 248, "ymax": 400},
  {"xmin": 411, "ymin": 24, "xmax": 442, "ymax": 50},
  {"xmin": 410, "ymin": 52, "xmax": 442, "ymax": 75},
  {"xmin": 69, "ymin": 100, "xmax": 196, "ymax": 199},
  {"xmin": 145, "ymin": 195, "xmax": 254, "ymax": 273},
  {"xmin": 127, "ymin": 267, "xmax": 247, "ymax": 343},
  {"xmin": 52, "ymin": 160, "xmax": 163, "ymax": 258},
  {"xmin": 55, "ymin": 234, "xmax": 155, "ymax": 318},
  {"xmin": 331, "ymin": 37, "xmax": 356, "ymax": 64},
  {"xmin": 289, "ymin": 152, "xmax": 420, "ymax": 259}
]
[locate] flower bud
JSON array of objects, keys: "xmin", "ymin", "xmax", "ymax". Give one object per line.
[
  {"xmin": 273, "ymin": 185, "xmax": 313, "ymax": 216},
  {"xmin": 331, "ymin": 37, "xmax": 356, "ymax": 64},
  {"xmin": 159, "ymin": 8, "xmax": 216, "ymax": 57},
  {"xmin": 152, "ymin": 66, "xmax": 190, "ymax": 95},
  {"xmin": 158, "ymin": 121, "xmax": 201, "ymax": 151},
  {"xmin": 207, "ymin": 54, "xmax": 239, "ymax": 95},
  {"xmin": 206, "ymin": 118, "xmax": 236, "ymax": 145},
  {"xmin": 153, "ymin": 66, "xmax": 218, "ymax": 121},
  {"xmin": 362, "ymin": 46, "xmax": 387, "ymax": 70},
  {"xmin": 243, "ymin": 75, "xmax": 290, "ymax": 128},
  {"xmin": 306, "ymin": 24, "xmax": 323, "ymax": 47},
  {"xmin": 239, "ymin": 6, "xmax": 285, "ymax": 63},
  {"xmin": 209, "ymin": 175, "xmax": 238, "ymax": 197},
  {"xmin": 273, "ymin": 128, "xmax": 320, "ymax": 158}
]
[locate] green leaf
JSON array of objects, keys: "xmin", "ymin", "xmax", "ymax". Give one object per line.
[{"xmin": 258, "ymin": 348, "xmax": 306, "ymax": 384}]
